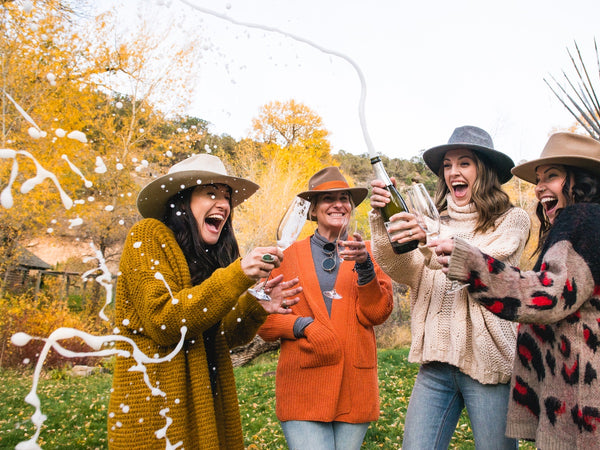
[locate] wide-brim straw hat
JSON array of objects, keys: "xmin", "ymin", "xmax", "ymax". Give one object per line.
[
  {"xmin": 512, "ymin": 132, "xmax": 600, "ymax": 184},
  {"xmin": 423, "ymin": 125, "xmax": 515, "ymax": 184},
  {"xmin": 137, "ymin": 154, "xmax": 259, "ymax": 219},
  {"xmin": 297, "ymin": 166, "xmax": 367, "ymax": 221}
]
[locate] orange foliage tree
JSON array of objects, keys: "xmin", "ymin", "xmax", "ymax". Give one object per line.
[{"xmin": 232, "ymin": 100, "xmax": 349, "ymax": 251}]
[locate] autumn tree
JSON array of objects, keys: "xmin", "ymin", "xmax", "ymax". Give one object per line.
[
  {"xmin": 0, "ymin": 0, "xmax": 105, "ymax": 270},
  {"xmin": 0, "ymin": 2, "xmax": 206, "ymax": 262},
  {"xmin": 229, "ymin": 100, "xmax": 341, "ymax": 250}
]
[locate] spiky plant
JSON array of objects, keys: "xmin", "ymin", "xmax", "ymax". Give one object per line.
[{"xmin": 545, "ymin": 39, "xmax": 600, "ymax": 140}]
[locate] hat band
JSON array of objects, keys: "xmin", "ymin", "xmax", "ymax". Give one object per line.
[{"xmin": 312, "ymin": 180, "xmax": 350, "ymax": 192}]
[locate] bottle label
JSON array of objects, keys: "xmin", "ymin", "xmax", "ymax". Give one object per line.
[{"xmin": 384, "ymin": 221, "xmax": 403, "ymax": 240}]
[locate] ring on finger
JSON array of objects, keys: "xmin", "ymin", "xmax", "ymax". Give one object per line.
[
  {"xmin": 408, "ymin": 229, "xmax": 413, "ymax": 237},
  {"xmin": 261, "ymin": 254, "xmax": 274, "ymax": 263}
]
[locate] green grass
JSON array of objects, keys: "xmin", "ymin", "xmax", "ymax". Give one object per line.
[
  {"xmin": 0, "ymin": 349, "xmax": 535, "ymax": 449},
  {"xmin": 0, "ymin": 369, "xmax": 112, "ymax": 449}
]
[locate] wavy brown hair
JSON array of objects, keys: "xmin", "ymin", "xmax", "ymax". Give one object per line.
[{"xmin": 433, "ymin": 150, "xmax": 513, "ymax": 234}]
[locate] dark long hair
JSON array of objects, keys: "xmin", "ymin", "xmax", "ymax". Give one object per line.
[
  {"xmin": 433, "ymin": 151, "xmax": 513, "ymax": 234},
  {"xmin": 535, "ymin": 166, "xmax": 600, "ymax": 254},
  {"xmin": 161, "ymin": 186, "xmax": 240, "ymax": 285}
]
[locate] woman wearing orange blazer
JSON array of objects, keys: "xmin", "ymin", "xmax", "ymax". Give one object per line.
[{"xmin": 258, "ymin": 167, "xmax": 393, "ymax": 450}]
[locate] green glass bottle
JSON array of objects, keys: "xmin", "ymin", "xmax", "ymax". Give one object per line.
[{"xmin": 371, "ymin": 155, "xmax": 418, "ymax": 254}]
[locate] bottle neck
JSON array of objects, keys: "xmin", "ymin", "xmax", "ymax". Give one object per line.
[{"xmin": 370, "ymin": 157, "xmax": 393, "ymax": 187}]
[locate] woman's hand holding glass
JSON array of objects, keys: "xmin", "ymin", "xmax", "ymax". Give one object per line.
[
  {"xmin": 241, "ymin": 246, "xmax": 283, "ymax": 281},
  {"xmin": 430, "ymin": 238, "xmax": 455, "ymax": 274},
  {"xmin": 258, "ymin": 274, "xmax": 302, "ymax": 314},
  {"xmin": 241, "ymin": 247, "xmax": 301, "ymax": 313},
  {"xmin": 338, "ymin": 217, "xmax": 369, "ymax": 263},
  {"xmin": 405, "ymin": 183, "xmax": 441, "ymax": 243}
]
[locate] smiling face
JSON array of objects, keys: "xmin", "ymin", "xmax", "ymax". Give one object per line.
[
  {"xmin": 190, "ymin": 184, "xmax": 232, "ymax": 245},
  {"xmin": 534, "ymin": 164, "xmax": 570, "ymax": 224},
  {"xmin": 312, "ymin": 191, "xmax": 352, "ymax": 241},
  {"xmin": 442, "ymin": 149, "xmax": 478, "ymax": 207}
]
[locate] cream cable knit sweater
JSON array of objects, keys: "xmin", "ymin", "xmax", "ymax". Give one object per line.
[{"xmin": 369, "ymin": 196, "xmax": 531, "ymax": 384}]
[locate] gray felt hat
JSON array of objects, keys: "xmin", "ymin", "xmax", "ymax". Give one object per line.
[{"xmin": 423, "ymin": 125, "xmax": 515, "ymax": 184}]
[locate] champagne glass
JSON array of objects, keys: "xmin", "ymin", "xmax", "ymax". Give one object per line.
[
  {"xmin": 405, "ymin": 183, "xmax": 468, "ymax": 293},
  {"xmin": 248, "ymin": 196, "xmax": 310, "ymax": 301},
  {"xmin": 405, "ymin": 183, "xmax": 440, "ymax": 243},
  {"xmin": 323, "ymin": 212, "xmax": 352, "ymax": 300}
]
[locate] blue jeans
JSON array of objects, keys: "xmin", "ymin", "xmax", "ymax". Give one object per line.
[
  {"xmin": 402, "ymin": 362, "xmax": 518, "ymax": 450},
  {"xmin": 281, "ymin": 420, "xmax": 370, "ymax": 450}
]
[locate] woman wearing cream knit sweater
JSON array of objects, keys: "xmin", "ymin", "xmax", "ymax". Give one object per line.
[{"xmin": 369, "ymin": 126, "xmax": 530, "ymax": 449}]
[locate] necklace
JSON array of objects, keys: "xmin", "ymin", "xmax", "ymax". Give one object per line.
[{"xmin": 322, "ymin": 241, "xmax": 337, "ymax": 272}]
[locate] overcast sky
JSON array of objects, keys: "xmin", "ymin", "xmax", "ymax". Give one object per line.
[{"xmin": 95, "ymin": 0, "xmax": 600, "ymax": 165}]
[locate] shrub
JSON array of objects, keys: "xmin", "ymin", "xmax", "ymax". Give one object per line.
[
  {"xmin": 375, "ymin": 282, "xmax": 412, "ymax": 348},
  {"xmin": 0, "ymin": 293, "xmax": 112, "ymax": 369}
]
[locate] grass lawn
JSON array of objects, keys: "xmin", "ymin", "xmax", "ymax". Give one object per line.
[{"xmin": 0, "ymin": 348, "xmax": 535, "ymax": 449}]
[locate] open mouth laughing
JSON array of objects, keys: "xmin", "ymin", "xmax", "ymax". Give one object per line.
[
  {"xmin": 540, "ymin": 196, "xmax": 559, "ymax": 218},
  {"xmin": 451, "ymin": 181, "xmax": 469, "ymax": 199},
  {"xmin": 205, "ymin": 213, "xmax": 226, "ymax": 233}
]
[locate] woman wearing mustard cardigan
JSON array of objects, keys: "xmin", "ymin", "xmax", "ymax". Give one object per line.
[
  {"xmin": 258, "ymin": 167, "xmax": 394, "ymax": 450},
  {"xmin": 108, "ymin": 154, "xmax": 300, "ymax": 449}
]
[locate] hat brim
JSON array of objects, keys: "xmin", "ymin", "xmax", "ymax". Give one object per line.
[
  {"xmin": 423, "ymin": 144, "xmax": 515, "ymax": 184},
  {"xmin": 297, "ymin": 187, "xmax": 368, "ymax": 221},
  {"xmin": 512, "ymin": 156, "xmax": 600, "ymax": 185},
  {"xmin": 137, "ymin": 170, "xmax": 259, "ymax": 219}
]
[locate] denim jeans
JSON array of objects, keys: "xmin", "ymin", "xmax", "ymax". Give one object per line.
[
  {"xmin": 402, "ymin": 362, "xmax": 518, "ymax": 450},
  {"xmin": 280, "ymin": 420, "xmax": 370, "ymax": 450}
]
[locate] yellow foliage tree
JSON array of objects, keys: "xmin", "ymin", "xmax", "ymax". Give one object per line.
[
  {"xmin": 0, "ymin": 2, "xmax": 205, "ymax": 268},
  {"xmin": 231, "ymin": 100, "xmax": 363, "ymax": 252}
]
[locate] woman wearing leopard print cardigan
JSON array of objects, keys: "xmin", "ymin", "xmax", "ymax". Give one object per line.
[{"xmin": 435, "ymin": 132, "xmax": 600, "ymax": 449}]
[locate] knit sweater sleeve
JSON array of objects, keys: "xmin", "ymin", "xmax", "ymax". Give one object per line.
[
  {"xmin": 447, "ymin": 204, "xmax": 600, "ymax": 324},
  {"xmin": 118, "ymin": 219, "xmax": 257, "ymax": 346},
  {"xmin": 222, "ymin": 292, "xmax": 268, "ymax": 349},
  {"xmin": 355, "ymin": 241, "xmax": 394, "ymax": 326}
]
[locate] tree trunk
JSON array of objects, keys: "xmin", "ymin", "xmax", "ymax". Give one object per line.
[{"xmin": 230, "ymin": 335, "xmax": 280, "ymax": 367}]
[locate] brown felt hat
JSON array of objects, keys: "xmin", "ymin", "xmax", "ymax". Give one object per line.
[
  {"xmin": 297, "ymin": 167, "xmax": 367, "ymax": 221},
  {"xmin": 137, "ymin": 154, "xmax": 259, "ymax": 219},
  {"xmin": 512, "ymin": 132, "xmax": 600, "ymax": 184}
]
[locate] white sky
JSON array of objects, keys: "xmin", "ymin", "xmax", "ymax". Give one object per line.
[{"xmin": 95, "ymin": 0, "xmax": 600, "ymax": 165}]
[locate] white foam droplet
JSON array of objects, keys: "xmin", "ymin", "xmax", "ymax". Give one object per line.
[
  {"xmin": 67, "ymin": 130, "xmax": 87, "ymax": 143},
  {"xmin": 28, "ymin": 127, "xmax": 42, "ymax": 139},
  {"xmin": 11, "ymin": 332, "xmax": 33, "ymax": 346}
]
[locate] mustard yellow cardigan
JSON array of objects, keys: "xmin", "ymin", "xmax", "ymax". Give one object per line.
[{"xmin": 108, "ymin": 218, "xmax": 267, "ymax": 449}]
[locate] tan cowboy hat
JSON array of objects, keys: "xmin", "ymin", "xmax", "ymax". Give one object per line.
[
  {"xmin": 137, "ymin": 154, "xmax": 259, "ymax": 219},
  {"xmin": 423, "ymin": 125, "xmax": 515, "ymax": 184},
  {"xmin": 297, "ymin": 167, "xmax": 367, "ymax": 221},
  {"xmin": 512, "ymin": 132, "xmax": 600, "ymax": 184}
]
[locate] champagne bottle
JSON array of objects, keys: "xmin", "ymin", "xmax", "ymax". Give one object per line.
[{"xmin": 371, "ymin": 155, "xmax": 418, "ymax": 254}]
